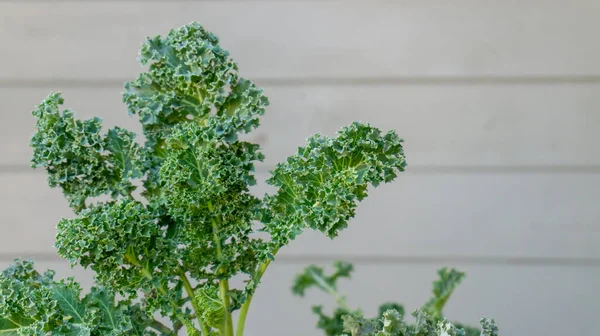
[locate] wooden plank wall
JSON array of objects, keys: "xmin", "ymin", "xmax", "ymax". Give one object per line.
[{"xmin": 0, "ymin": 1, "xmax": 598, "ymax": 335}]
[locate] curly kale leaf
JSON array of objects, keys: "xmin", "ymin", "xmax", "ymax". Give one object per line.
[
  {"xmin": 341, "ymin": 309, "xmax": 498, "ymax": 336},
  {"xmin": 31, "ymin": 92, "xmax": 144, "ymax": 212},
  {"xmin": 157, "ymin": 122, "xmax": 267, "ymax": 289},
  {"xmin": 195, "ymin": 285, "xmax": 225, "ymax": 330},
  {"xmin": 293, "ymin": 262, "xmax": 482, "ymax": 336},
  {"xmin": 0, "ymin": 260, "xmax": 145, "ymax": 336},
  {"xmin": 263, "ymin": 122, "xmax": 406, "ymax": 248},
  {"xmin": 123, "ymin": 22, "xmax": 268, "ymax": 197},
  {"xmin": 377, "ymin": 303, "xmax": 405, "ymax": 323},
  {"xmin": 54, "ymin": 199, "xmax": 177, "ymax": 303},
  {"xmin": 421, "ymin": 268, "xmax": 465, "ymax": 320},
  {"xmin": 291, "ymin": 261, "xmax": 358, "ymax": 336},
  {"xmin": 309, "ymin": 306, "xmax": 351, "ymax": 336},
  {"xmin": 292, "ymin": 260, "xmax": 353, "ymax": 298},
  {"xmin": 0, "ymin": 260, "xmax": 61, "ymax": 335},
  {"xmin": 123, "ymin": 22, "xmax": 238, "ymax": 145},
  {"xmin": 479, "ymin": 318, "xmax": 499, "ymax": 336},
  {"xmin": 120, "ymin": 21, "xmax": 271, "ymax": 304},
  {"xmin": 293, "ymin": 261, "xmax": 408, "ymax": 336}
]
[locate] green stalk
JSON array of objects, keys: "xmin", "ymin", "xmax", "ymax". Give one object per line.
[
  {"xmin": 208, "ymin": 201, "xmax": 234, "ymax": 336},
  {"xmin": 219, "ymin": 276, "xmax": 234, "ymax": 336},
  {"xmin": 149, "ymin": 320, "xmax": 175, "ymax": 335},
  {"xmin": 179, "ymin": 268, "xmax": 211, "ymax": 335},
  {"xmin": 235, "ymin": 248, "xmax": 279, "ymax": 336},
  {"xmin": 125, "ymin": 247, "xmax": 191, "ymax": 333}
]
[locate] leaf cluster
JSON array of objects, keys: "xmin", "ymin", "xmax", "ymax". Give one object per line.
[
  {"xmin": 292, "ymin": 261, "xmax": 486, "ymax": 336},
  {"xmin": 0, "ymin": 259, "xmax": 151, "ymax": 336},
  {"xmin": 340, "ymin": 309, "xmax": 498, "ymax": 336}
]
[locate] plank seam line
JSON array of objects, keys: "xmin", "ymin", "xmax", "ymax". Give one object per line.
[
  {"xmin": 1, "ymin": 254, "xmax": 599, "ymax": 267},
  {"xmin": 0, "ymin": 0, "xmax": 323, "ymax": 2},
  {"xmin": 3, "ymin": 76, "xmax": 600, "ymax": 88},
  {"xmin": 4, "ymin": 165, "xmax": 600, "ymax": 174}
]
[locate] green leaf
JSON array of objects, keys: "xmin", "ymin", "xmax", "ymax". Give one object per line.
[
  {"xmin": 376, "ymin": 310, "xmax": 407, "ymax": 336},
  {"xmin": 195, "ymin": 284, "xmax": 225, "ymax": 330},
  {"xmin": 421, "ymin": 268, "xmax": 465, "ymax": 319},
  {"xmin": 263, "ymin": 122, "xmax": 406, "ymax": 248},
  {"xmin": 61, "ymin": 324, "xmax": 92, "ymax": 336},
  {"xmin": 339, "ymin": 309, "xmax": 495, "ymax": 336},
  {"xmin": 51, "ymin": 281, "xmax": 87, "ymax": 324},
  {"xmin": 377, "ymin": 303, "xmax": 405, "ymax": 322},
  {"xmin": 30, "ymin": 93, "xmax": 144, "ymax": 211},
  {"xmin": 88, "ymin": 288, "xmax": 118, "ymax": 330},
  {"xmin": 435, "ymin": 320, "xmax": 466, "ymax": 336},
  {"xmin": 479, "ymin": 318, "xmax": 499, "ymax": 336},
  {"xmin": 311, "ymin": 306, "xmax": 352, "ymax": 336},
  {"xmin": 341, "ymin": 313, "xmax": 378, "ymax": 336},
  {"xmin": 292, "ymin": 261, "xmax": 353, "ymax": 298},
  {"xmin": 55, "ymin": 199, "xmax": 177, "ymax": 302},
  {"xmin": 0, "ymin": 259, "xmax": 61, "ymax": 334},
  {"xmin": 0, "ymin": 316, "xmax": 27, "ymax": 336}
]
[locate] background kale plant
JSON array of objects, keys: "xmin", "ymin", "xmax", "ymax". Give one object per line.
[{"xmin": 292, "ymin": 261, "xmax": 486, "ymax": 336}]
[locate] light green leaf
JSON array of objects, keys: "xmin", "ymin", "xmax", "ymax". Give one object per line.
[
  {"xmin": 195, "ymin": 285, "xmax": 225, "ymax": 330},
  {"xmin": 0, "ymin": 316, "xmax": 25, "ymax": 336},
  {"xmin": 62, "ymin": 324, "xmax": 92, "ymax": 336},
  {"xmin": 87, "ymin": 288, "xmax": 118, "ymax": 330},
  {"xmin": 292, "ymin": 261, "xmax": 353, "ymax": 298},
  {"xmin": 51, "ymin": 282, "xmax": 87, "ymax": 324},
  {"xmin": 422, "ymin": 268, "xmax": 465, "ymax": 319}
]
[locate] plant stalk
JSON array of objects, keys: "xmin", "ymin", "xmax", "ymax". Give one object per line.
[
  {"xmin": 125, "ymin": 247, "xmax": 190, "ymax": 332},
  {"xmin": 219, "ymin": 277, "xmax": 234, "ymax": 336},
  {"xmin": 179, "ymin": 268, "xmax": 210, "ymax": 335},
  {"xmin": 235, "ymin": 248, "xmax": 279, "ymax": 336},
  {"xmin": 306, "ymin": 268, "xmax": 352, "ymax": 310},
  {"xmin": 208, "ymin": 201, "xmax": 234, "ymax": 336},
  {"xmin": 149, "ymin": 320, "xmax": 175, "ymax": 335}
]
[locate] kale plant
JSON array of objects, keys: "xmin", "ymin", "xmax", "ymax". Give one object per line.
[
  {"xmin": 0, "ymin": 21, "xmax": 496, "ymax": 336},
  {"xmin": 293, "ymin": 261, "xmax": 494, "ymax": 336},
  {"xmin": 1, "ymin": 21, "xmax": 407, "ymax": 335}
]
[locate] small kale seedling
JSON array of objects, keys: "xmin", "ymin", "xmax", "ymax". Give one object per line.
[
  {"xmin": 292, "ymin": 261, "xmax": 495, "ymax": 336},
  {"xmin": 0, "ymin": 22, "xmax": 496, "ymax": 336}
]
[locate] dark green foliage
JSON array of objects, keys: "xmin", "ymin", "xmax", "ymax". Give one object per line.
[
  {"xmin": 6, "ymin": 21, "xmax": 414, "ymax": 336},
  {"xmin": 312, "ymin": 306, "xmax": 354, "ymax": 336},
  {"xmin": 263, "ymin": 122, "xmax": 406, "ymax": 247},
  {"xmin": 0, "ymin": 260, "xmax": 147, "ymax": 336},
  {"xmin": 30, "ymin": 93, "xmax": 143, "ymax": 212},
  {"xmin": 55, "ymin": 199, "xmax": 177, "ymax": 303}
]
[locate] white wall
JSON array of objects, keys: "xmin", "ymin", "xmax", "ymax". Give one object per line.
[{"xmin": 0, "ymin": 1, "xmax": 599, "ymax": 335}]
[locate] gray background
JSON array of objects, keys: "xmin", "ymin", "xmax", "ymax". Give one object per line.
[{"xmin": 1, "ymin": 1, "xmax": 599, "ymax": 335}]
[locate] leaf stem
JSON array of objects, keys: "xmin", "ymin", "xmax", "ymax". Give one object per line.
[
  {"xmin": 306, "ymin": 268, "xmax": 352, "ymax": 310},
  {"xmin": 125, "ymin": 247, "xmax": 188, "ymax": 332},
  {"xmin": 219, "ymin": 277, "xmax": 234, "ymax": 336},
  {"xmin": 149, "ymin": 319, "xmax": 175, "ymax": 335},
  {"xmin": 208, "ymin": 201, "xmax": 234, "ymax": 336},
  {"xmin": 179, "ymin": 268, "xmax": 211, "ymax": 335},
  {"xmin": 235, "ymin": 248, "xmax": 279, "ymax": 336}
]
